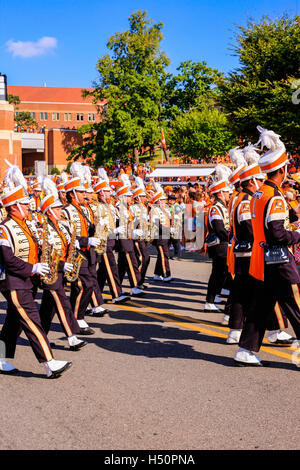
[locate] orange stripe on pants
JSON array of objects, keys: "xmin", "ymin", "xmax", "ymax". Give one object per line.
[
  {"xmin": 10, "ymin": 290, "xmax": 53, "ymax": 362},
  {"xmin": 103, "ymin": 253, "xmax": 119, "ymax": 298},
  {"xmin": 50, "ymin": 290, "xmax": 73, "ymax": 337}
]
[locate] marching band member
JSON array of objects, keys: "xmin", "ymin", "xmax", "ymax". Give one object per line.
[
  {"xmin": 80, "ymin": 167, "xmax": 108, "ymax": 318},
  {"xmin": 168, "ymin": 194, "xmax": 183, "ymax": 260},
  {"xmin": 131, "ymin": 177, "xmax": 151, "ymax": 288},
  {"xmin": 63, "ymin": 171, "xmax": 98, "ymax": 335},
  {"xmin": 0, "ymin": 166, "xmax": 72, "ymax": 378},
  {"xmin": 38, "ymin": 177, "xmax": 87, "ymax": 350},
  {"xmin": 115, "ymin": 175, "xmax": 144, "ymax": 297},
  {"xmin": 204, "ymin": 165, "xmax": 231, "ymax": 312},
  {"xmin": 235, "ymin": 126, "xmax": 300, "ymax": 366},
  {"xmin": 94, "ymin": 172, "xmax": 130, "ymax": 304},
  {"xmin": 149, "ymin": 183, "xmax": 172, "ymax": 282}
]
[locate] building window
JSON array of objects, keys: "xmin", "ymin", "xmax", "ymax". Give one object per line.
[
  {"xmin": 40, "ymin": 112, "xmax": 48, "ymax": 120},
  {"xmin": 31, "ymin": 112, "xmax": 36, "ymax": 119},
  {"xmin": 88, "ymin": 113, "xmax": 95, "ymax": 122},
  {"xmin": 52, "ymin": 112, "xmax": 60, "ymax": 121},
  {"xmin": 64, "ymin": 113, "xmax": 72, "ymax": 121},
  {"xmin": 76, "ymin": 113, "xmax": 84, "ymax": 121}
]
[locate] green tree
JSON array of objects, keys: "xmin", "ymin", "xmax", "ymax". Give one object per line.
[
  {"xmin": 70, "ymin": 10, "xmax": 170, "ymax": 166},
  {"xmin": 14, "ymin": 111, "xmax": 38, "ymax": 129},
  {"xmin": 218, "ymin": 14, "xmax": 300, "ymax": 152},
  {"xmin": 161, "ymin": 60, "xmax": 222, "ymax": 121},
  {"xmin": 8, "ymin": 94, "xmax": 20, "ymax": 106},
  {"xmin": 167, "ymin": 107, "xmax": 236, "ymax": 161}
]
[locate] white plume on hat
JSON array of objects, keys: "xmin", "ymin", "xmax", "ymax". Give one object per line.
[
  {"xmin": 242, "ymin": 142, "xmax": 260, "ymax": 165},
  {"xmin": 120, "ymin": 173, "xmax": 131, "ymax": 189},
  {"xmin": 82, "ymin": 165, "xmax": 92, "ymax": 186},
  {"xmin": 60, "ymin": 171, "xmax": 69, "ymax": 184},
  {"xmin": 214, "ymin": 164, "xmax": 232, "ymax": 182},
  {"xmin": 70, "ymin": 162, "xmax": 85, "ymax": 181},
  {"xmin": 42, "ymin": 177, "xmax": 58, "ymax": 201},
  {"xmin": 229, "ymin": 147, "xmax": 247, "ymax": 169},
  {"xmin": 256, "ymin": 126, "xmax": 285, "ymax": 152},
  {"xmin": 97, "ymin": 167, "xmax": 109, "ymax": 184},
  {"xmin": 153, "ymin": 181, "xmax": 164, "ymax": 193},
  {"xmin": 4, "ymin": 160, "xmax": 27, "ymax": 191},
  {"xmin": 135, "ymin": 176, "xmax": 145, "ymax": 191}
]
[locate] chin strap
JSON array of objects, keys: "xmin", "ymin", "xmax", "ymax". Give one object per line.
[{"xmin": 16, "ymin": 203, "xmax": 25, "ymax": 219}]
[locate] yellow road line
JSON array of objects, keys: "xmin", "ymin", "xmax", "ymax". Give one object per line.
[{"xmin": 103, "ymin": 294, "xmax": 297, "ymax": 361}]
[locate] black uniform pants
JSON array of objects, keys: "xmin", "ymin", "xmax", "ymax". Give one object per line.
[
  {"xmin": 0, "ymin": 289, "xmax": 53, "ymax": 363},
  {"xmin": 118, "ymin": 250, "xmax": 141, "ymax": 287},
  {"xmin": 70, "ymin": 270, "xmax": 94, "ymax": 321},
  {"xmin": 134, "ymin": 240, "xmax": 150, "ymax": 286},
  {"xmin": 169, "ymin": 238, "xmax": 181, "ymax": 258},
  {"xmin": 154, "ymin": 240, "xmax": 171, "ymax": 278},
  {"xmin": 98, "ymin": 250, "xmax": 123, "ymax": 300},
  {"xmin": 39, "ymin": 276, "xmax": 80, "ymax": 337},
  {"xmin": 239, "ymin": 274, "xmax": 300, "ymax": 352},
  {"xmin": 230, "ymin": 258, "xmax": 289, "ymax": 331},
  {"xmin": 206, "ymin": 255, "xmax": 228, "ymax": 304}
]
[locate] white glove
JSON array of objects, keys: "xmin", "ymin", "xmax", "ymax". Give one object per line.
[
  {"xmin": 75, "ymin": 240, "xmax": 81, "ymax": 250},
  {"xmin": 63, "ymin": 262, "xmax": 73, "ymax": 273},
  {"xmin": 133, "ymin": 229, "xmax": 143, "ymax": 238},
  {"xmin": 88, "ymin": 237, "xmax": 101, "ymax": 247},
  {"xmin": 32, "ymin": 263, "xmax": 50, "ymax": 276},
  {"xmin": 174, "ymin": 214, "xmax": 180, "ymax": 220},
  {"xmin": 114, "ymin": 226, "xmax": 126, "ymax": 235},
  {"xmin": 170, "ymin": 227, "xmax": 175, "ymax": 234}
]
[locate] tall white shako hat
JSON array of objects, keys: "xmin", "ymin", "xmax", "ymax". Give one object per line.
[
  {"xmin": 94, "ymin": 168, "xmax": 112, "ymax": 193},
  {"xmin": 150, "ymin": 182, "xmax": 167, "ymax": 203},
  {"xmin": 57, "ymin": 172, "xmax": 68, "ymax": 193},
  {"xmin": 64, "ymin": 162, "xmax": 86, "ymax": 192},
  {"xmin": 1, "ymin": 160, "xmax": 30, "ymax": 207},
  {"xmin": 255, "ymin": 125, "xmax": 288, "ymax": 173},
  {"xmin": 82, "ymin": 165, "xmax": 94, "ymax": 193},
  {"xmin": 115, "ymin": 173, "xmax": 133, "ymax": 197},
  {"xmin": 40, "ymin": 177, "xmax": 63, "ymax": 214},
  {"xmin": 228, "ymin": 147, "xmax": 247, "ymax": 185},
  {"xmin": 239, "ymin": 143, "xmax": 265, "ymax": 182},
  {"xmin": 209, "ymin": 164, "xmax": 232, "ymax": 194},
  {"xmin": 133, "ymin": 176, "xmax": 146, "ymax": 198}
]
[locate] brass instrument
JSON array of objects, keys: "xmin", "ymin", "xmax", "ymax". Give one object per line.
[
  {"xmin": 64, "ymin": 220, "xmax": 86, "ymax": 282},
  {"xmin": 40, "ymin": 218, "xmax": 62, "ymax": 285},
  {"xmin": 93, "ymin": 203, "xmax": 109, "ymax": 254}
]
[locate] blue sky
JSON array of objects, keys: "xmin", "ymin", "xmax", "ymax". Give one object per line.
[{"xmin": 1, "ymin": 0, "xmax": 299, "ymax": 88}]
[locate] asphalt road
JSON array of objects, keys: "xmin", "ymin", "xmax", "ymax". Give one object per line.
[{"xmin": 0, "ymin": 251, "xmax": 299, "ymax": 451}]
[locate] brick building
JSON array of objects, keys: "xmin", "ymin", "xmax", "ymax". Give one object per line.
[{"xmin": 7, "ymin": 85, "xmax": 104, "ymax": 173}]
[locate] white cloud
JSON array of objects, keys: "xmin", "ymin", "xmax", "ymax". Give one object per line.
[{"xmin": 6, "ymin": 36, "xmax": 57, "ymax": 58}]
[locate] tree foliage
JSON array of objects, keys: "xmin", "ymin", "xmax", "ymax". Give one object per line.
[
  {"xmin": 218, "ymin": 14, "xmax": 300, "ymax": 152},
  {"xmin": 167, "ymin": 107, "xmax": 235, "ymax": 160},
  {"xmin": 70, "ymin": 10, "xmax": 169, "ymax": 165}
]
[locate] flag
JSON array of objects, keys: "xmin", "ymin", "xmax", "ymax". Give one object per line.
[{"xmin": 161, "ymin": 129, "xmax": 167, "ymax": 150}]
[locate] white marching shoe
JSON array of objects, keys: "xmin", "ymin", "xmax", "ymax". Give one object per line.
[
  {"xmin": 221, "ymin": 288, "xmax": 230, "ymax": 296},
  {"xmin": 221, "ymin": 314, "xmax": 230, "ymax": 325},
  {"xmin": 131, "ymin": 287, "xmax": 144, "ymax": 297},
  {"xmin": 204, "ymin": 302, "xmax": 221, "ymax": 312},
  {"xmin": 234, "ymin": 348, "xmax": 263, "ymax": 367},
  {"xmin": 268, "ymin": 330, "xmax": 294, "ymax": 345},
  {"xmin": 44, "ymin": 359, "xmax": 72, "ymax": 379},
  {"xmin": 226, "ymin": 329, "xmax": 241, "ymax": 344},
  {"xmin": 153, "ymin": 275, "xmax": 163, "ymax": 281},
  {"xmin": 214, "ymin": 295, "xmax": 223, "ymax": 304},
  {"xmin": 67, "ymin": 335, "xmax": 87, "ymax": 351},
  {"xmin": 112, "ymin": 295, "xmax": 130, "ymax": 304},
  {"xmin": 0, "ymin": 359, "xmax": 19, "ymax": 375}
]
